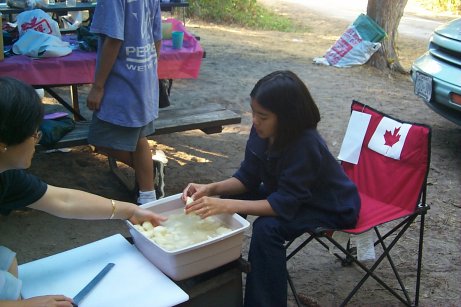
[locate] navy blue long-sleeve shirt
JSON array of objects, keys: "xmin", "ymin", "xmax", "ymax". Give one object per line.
[{"xmin": 233, "ymin": 127, "xmax": 360, "ymax": 229}]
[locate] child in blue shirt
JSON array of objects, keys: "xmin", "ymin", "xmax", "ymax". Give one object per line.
[
  {"xmin": 182, "ymin": 70, "xmax": 361, "ymax": 307},
  {"xmin": 87, "ymin": 0, "xmax": 163, "ymax": 204}
]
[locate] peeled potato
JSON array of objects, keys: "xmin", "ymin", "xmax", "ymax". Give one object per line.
[
  {"xmin": 135, "ymin": 209, "xmax": 232, "ymax": 251},
  {"xmin": 133, "ymin": 224, "xmax": 144, "ymax": 232},
  {"xmin": 142, "ymin": 221, "xmax": 155, "ymax": 231},
  {"xmin": 152, "ymin": 225, "xmax": 168, "ymax": 235},
  {"xmin": 216, "ymin": 226, "xmax": 232, "ymax": 235}
]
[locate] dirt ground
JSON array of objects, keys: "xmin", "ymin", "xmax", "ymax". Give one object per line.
[{"xmin": 1, "ymin": 1, "xmax": 460, "ymax": 306}]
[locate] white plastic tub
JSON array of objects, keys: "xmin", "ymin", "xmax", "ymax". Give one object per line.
[{"xmin": 126, "ymin": 193, "xmax": 250, "ymax": 281}]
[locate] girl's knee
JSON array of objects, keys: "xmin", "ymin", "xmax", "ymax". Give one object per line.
[{"xmin": 252, "ymin": 217, "xmax": 283, "ymax": 241}]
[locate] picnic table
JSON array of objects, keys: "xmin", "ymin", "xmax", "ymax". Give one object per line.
[
  {"xmin": 0, "ymin": 1, "xmax": 189, "ymax": 22},
  {"xmin": 0, "ymin": 18, "xmax": 205, "ymax": 119},
  {"xmin": 0, "ymin": 16, "xmax": 241, "ymax": 149},
  {"xmin": 0, "ymin": 1, "xmax": 98, "ymax": 22}
]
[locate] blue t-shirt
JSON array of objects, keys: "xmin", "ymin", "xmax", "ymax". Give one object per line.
[
  {"xmin": 90, "ymin": 0, "xmax": 162, "ymax": 127},
  {"xmin": 233, "ymin": 127, "xmax": 360, "ymax": 229}
]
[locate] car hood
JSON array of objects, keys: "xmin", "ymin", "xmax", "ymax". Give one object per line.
[{"xmin": 435, "ymin": 18, "xmax": 461, "ymax": 41}]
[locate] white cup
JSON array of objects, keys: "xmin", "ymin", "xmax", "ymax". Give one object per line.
[{"xmin": 66, "ymin": 0, "xmax": 77, "ymax": 7}]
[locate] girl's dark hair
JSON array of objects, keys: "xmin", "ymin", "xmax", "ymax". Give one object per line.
[
  {"xmin": 0, "ymin": 77, "xmax": 44, "ymax": 146},
  {"xmin": 250, "ymin": 70, "xmax": 320, "ymax": 150}
]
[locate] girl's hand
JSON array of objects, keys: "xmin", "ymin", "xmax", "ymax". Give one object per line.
[
  {"xmin": 86, "ymin": 85, "xmax": 104, "ymax": 111},
  {"xmin": 128, "ymin": 208, "xmax": 167, "ymax": 226},
  {"xmin": 181, "ymin": 183, "xmax": 211, "ymax": 203},
  {"xmin": 184, "ymin": 196, "xmax": 229, "ymax": 219}
]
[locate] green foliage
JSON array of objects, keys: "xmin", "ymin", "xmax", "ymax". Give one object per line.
[
  {"xmin": 416, "ymin": 0, "xmax": 461, "ymax": 13},
  {"xmin": 184, "ymin": 0, "xmax": 303, "ymax": 32}
]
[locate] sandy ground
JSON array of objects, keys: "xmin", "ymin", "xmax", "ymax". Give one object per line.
[{"xmin": 0, "ymin": 1, "xmax": 460, "ymax": 306}]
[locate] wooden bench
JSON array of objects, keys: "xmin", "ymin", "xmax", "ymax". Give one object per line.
[
  {"xmin": 37, "ymin": 103, "xmax": 241, "ymax": 150},
  {"xmin": 37, "ymin": 103, "xmax": 241, "ymax": 194}
]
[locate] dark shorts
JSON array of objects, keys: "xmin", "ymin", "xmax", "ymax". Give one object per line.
[{"xmin": 88, "ymin": 114, "xmax": 156, "ymax": 152}]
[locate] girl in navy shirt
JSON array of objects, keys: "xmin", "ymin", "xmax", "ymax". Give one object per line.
[{"xmin": 183, "ymin": 70, "xmax": 360, "ymax": 307}]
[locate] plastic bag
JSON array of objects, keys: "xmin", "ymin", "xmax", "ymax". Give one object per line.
[
  {"xmin": 16, "ymin": 8, "xmax": 61, "ymax": 37},
  {"xmin": 60, "ymin": 11, "xmax": 83, "ymax": 31},
  {"xmin": 12, "ymin": 29, "xmax": 71, "ymax": 57},
  {"xmin": 324, "ymin": 25, "xmax": 381, "ymax": 68},
  {"xmin": 332, "ymin": 40, "xmax": 381, "ymax": 68}
]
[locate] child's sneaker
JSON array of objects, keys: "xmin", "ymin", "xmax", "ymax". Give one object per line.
[
  {"xmin": 137, "ymin": 190, "xmax": 156, "ymax": 205},
  {"xmin": 152, "ymin": 149, "xmax": 167, "ymax": 199}
]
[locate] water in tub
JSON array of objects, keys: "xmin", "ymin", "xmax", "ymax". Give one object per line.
[{"xmin": 133, "ymin": 208, "xmax": 232, "ymax": 251}]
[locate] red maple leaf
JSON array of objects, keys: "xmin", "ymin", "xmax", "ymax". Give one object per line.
[{"xmin": 384, "ymin": 127, "xmax": 401, "ymax": 147}]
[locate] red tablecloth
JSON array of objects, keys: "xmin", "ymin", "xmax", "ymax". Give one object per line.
[{"xmin": 0, "ymin": 18, "xmax": 203, "ymax": 86}]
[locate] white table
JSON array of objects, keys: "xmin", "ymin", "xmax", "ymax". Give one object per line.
[{"xmin": 19, "ymin": 234, "xmax": 189, "ymax": 307}]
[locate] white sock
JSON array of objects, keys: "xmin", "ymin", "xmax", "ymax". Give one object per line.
[{"xmin": 137, "ymin": 190, "xmax": 156, "ymax": 205}]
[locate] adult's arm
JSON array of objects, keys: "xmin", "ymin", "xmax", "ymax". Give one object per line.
[{"xmin": 28, "ymin": 185, "xmax": 166, "ymax": 225}]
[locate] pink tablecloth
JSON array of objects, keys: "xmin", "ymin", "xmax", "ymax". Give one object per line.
[
  {"xmin": 0, "ymin": 50, "xmax": 96, "ymax": 86},
  {"xmin": 159, "ymin": 18, "xmax": 204, "ymax": 79},
  {"xmin": 0, "ymin": 18, "xmax": 203, "ymax": 86}
]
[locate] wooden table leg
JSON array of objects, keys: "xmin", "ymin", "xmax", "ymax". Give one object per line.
[
  {"xmin": 44, "ymin": 86, "xmax": 86, "ymax": 121},
  {"xmin": 70, "ymin": 85, "xmax": 81, "ymax": 119}
]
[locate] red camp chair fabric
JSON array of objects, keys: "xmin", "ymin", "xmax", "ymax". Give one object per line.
[
  {"xmin": 342, "ymin": 102, "xmax": 431, "ymax": 234},
  {"xmin": 286, "ymin": 100, "xmax": 431, "ymax": 307}
]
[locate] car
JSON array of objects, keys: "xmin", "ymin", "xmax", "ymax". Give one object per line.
[{"xmin": 411, "ymin": 17, "xmax": 461, "ymax": 126}]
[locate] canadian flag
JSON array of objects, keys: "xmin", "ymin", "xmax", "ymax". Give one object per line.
[{"xmin": 368, "ymin": 117, "xmax": 412, "ymax": 160}]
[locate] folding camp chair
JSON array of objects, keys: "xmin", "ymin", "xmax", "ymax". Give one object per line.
[{"xmin": 286, "ymin": 100, "xmax": 431, "ymax": 306}]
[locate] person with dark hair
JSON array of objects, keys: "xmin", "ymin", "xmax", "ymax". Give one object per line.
[
  {"xmin": 86, "ymin": 0, "xmax": 163, "ymax": 204},
  {"xmin": 0, "ymin": 77, "xmax": 166, "ymax": 306},
  {"xmin": 182, "ymin": 70, "xmax": 361, "ymax": 307}
]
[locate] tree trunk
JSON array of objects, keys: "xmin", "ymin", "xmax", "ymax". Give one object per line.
[{"xmin": 367, "ymin": 0, "xmax": 408, "ymax": 73}]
